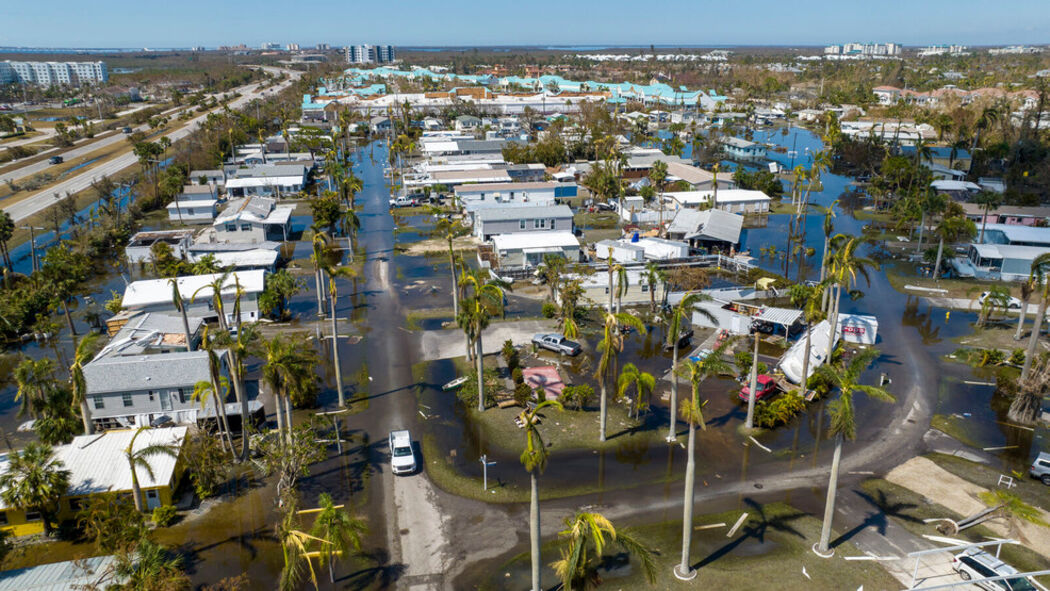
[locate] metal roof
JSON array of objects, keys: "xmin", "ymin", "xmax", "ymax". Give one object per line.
[
  {"xmin": 492, "ymin": 231, "xmax": 579, "ymax": 251},
  {"xmin": 476, "ymin": 205, "xmax": 572, "ymax": 222},
  {"xmin": 0, "ymin": 556, "xmax": 117, "ymax": 591},
  {"xmin": 755, "ymin": 307, "xmax": 803, "ymax": 326},
  {"xmin": 121, "ymin": 270, "xmax": 266, "ymax": 309},
  {"xmin": 667, "ymin": 209, "xmax": 743, "ymax": 244}
]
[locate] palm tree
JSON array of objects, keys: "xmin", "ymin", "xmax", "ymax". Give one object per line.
[
  {"xmin": 617, "ymin": 363, "xmax": 655, "ymax": 419},
  {"xmin": 220, "ymin": 322, "xmax": 260, "ymax": 461},
  {"xmin": 812, "ymin": 348, "xmax": 894, "ymax": 555},
  {"xmin": 168, "ymin": 278, "xmax": 194, "ymax": 352},
  {"xmin": 1015, "ymin": 256, "xmax": 1048, "ymax": 341},
  {"xmin": 309, "ymin": 492, "xmax": 367, "ymax": 584},
  {"xmin": 642, "ymin": 261, "xmax": 666, "ymax": 315},
  {"xmin": 604, "ymin": 251, "xmax": 624, "ymax": 312},
  {"xmin": 277, "ymin": 496, "xmax": 329, "ymax": 591},
  {"xmin": 664, "ymin": 292, "xmax": 713, "ymax": 441},
  {"xmin": 788, "ymin": 283, "xmax": 826, "ymax": 394},
  {"xmin": 825, "ymin": 236, "xmax": 877, "ymax": 362},
  {"xmin": 1021, "ymin": 253, "xmax": 1050, "ymax": 380},
  {"xmin": 193, "ymin": 329, "xmax": 236, "ymax": 454},
  {"xmin": 551, "ymin": 511, "xmax": 656, "ymax": 590},
  {"xmin": 614, "ymin": 264, "xmax": 630, "ymax": 313},
  {"xmin": 311, "ymin": 231, "xmax": 333, "ymax": 317},
  {"xmin": 321, "ymin": 261, "xmax": 357, "ymax": 408},
  {"xmin": 14, "ymin": 357, "xmax": 57, "ymax": 419},
  {"xmin": 931, "ymin": 207, "xmax": 976, "ymax": 281},
  {"xmin": 263, "ymin": 334, "xmax": 318, "ymax": 442},
  {"xmin": 191, "ymin": 269, "xmax": 233, "ymax": 331},
  {"xmin": 0, "ymin": 443, "xmax": 70, "ymax": 536},
  {"xmin": 595, "ymin": 311, "xmax": 647, "ymax": 442},
  {"xmin": 457, "ymin": 270, "xmax": 509, "ymax": 412},
  {"xmin": 125, "ymin": 427, "xmax": 179, "ymax": 513},
  {"xmin": 974, "ymin": 190, "xmax": 1003, "ymax": 244},
  {"xmin": 674, "ymin": 340, "xmax": 732, "ymax": 580},
  {"xmin": 519, "ymin": 399, "xmax": 563, "ymax": 591},
  {"xmin": 69, "ymin": 333, "xmax": 100, "ymax": 435},
  {"xmin": 432, "ymin": 214, "xmax": 467, "ymax": 316},
  {"xmin": 650, "ymin": 160, "xmax": 668, "ymax": 234}
]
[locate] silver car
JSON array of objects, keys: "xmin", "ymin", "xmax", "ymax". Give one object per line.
[
  {"xmin": 1030, "ymin": 451, "xmax": 1050, "ymax": 486},
  {"xmin": 952, "ymin": 549, "xmax": 1036, "ymax": 591}
]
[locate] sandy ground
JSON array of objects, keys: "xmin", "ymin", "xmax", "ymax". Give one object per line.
[
  {"xmin": 887, "ymin": 456, "xmax": 1050, "ymax": 557},
  {"xmin": 419, "ymin": 319, "xmax": 556, "ymax": 361},
  {"xmin": 401, "ymin": 236, "xmax": 476, "ymax": 256}
]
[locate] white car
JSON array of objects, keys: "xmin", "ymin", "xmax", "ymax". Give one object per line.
[
  {"xmin": 980, "ymin": 291, "xmax": 1022, "ymax": 309},
  {"xmin": 389, "ymin": 430, "xmax": 417, "ymax": 475},
  {"xmin": 952, "ymin": 548, "xmax": 1036, "ymax": 590}
]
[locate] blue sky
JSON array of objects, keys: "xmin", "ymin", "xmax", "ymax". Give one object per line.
[{"xmin": 2, "ymin": 0, "xmax": 1048, "ymax": 48}]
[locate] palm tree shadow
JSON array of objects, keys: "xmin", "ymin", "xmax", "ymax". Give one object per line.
[
  {"xmin": 829, "ymin": 488, "xmax": 922, "ymax": 549},
  {"xmin": 338, "ymin": 547, "xmax": 407, "ymax": 590},
  {"xmin": 693, "ymin": 498, "xmax": 806, "ymax": 570}
]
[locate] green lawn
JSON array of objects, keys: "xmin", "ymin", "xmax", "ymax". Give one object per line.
[{"xmin": 477, "ymin": 502, "xmax": 901, "ymax": 590}]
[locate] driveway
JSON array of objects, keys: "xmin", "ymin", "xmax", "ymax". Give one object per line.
[{"xmin": 419, "ymin": 318, "xmax": 557, "ymax": 361}]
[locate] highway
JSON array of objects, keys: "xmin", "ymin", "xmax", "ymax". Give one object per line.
[{"xmin": 1, "ymin": 67, "xmax": 301, "ymax": 223}]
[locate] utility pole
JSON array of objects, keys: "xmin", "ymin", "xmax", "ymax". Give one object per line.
[{"xmin": 480, "ymin": 454, "xmax": 496, "ymax": 491}]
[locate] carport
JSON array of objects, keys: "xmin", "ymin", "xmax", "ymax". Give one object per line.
[{"xmin": 753, "ymin": 307, "xmax": 803, "ymax": 338}]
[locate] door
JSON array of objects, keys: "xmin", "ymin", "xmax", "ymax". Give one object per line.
[
  {"xmin": 160, "ymin": 392, "xmax": 172, "ymax": 411},
  {"xmin": 145, "ymin": 489, "xmax": 161, "ymax": 510}
]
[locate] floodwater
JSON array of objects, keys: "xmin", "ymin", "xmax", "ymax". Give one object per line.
[{"xmin": 0, "ymin": 129, "xmax": 1046, "ymax": 586}]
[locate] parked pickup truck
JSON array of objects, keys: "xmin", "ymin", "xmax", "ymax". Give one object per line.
[
  {"xmin": 532, "ymin": 334, "xmax": 582, "ymax": 356},
  {"xmin": 388, "ymin": 196, "xmax": 418, "ymax": 208}
]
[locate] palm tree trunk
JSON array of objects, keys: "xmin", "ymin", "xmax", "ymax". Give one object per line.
[
  {"xmin": 274, "ymin": 386, "xmax": 285, "ymax": 439},
  {"xmin": 916, "ymin": 211, "xmax": 926, "ymax": 254},
  {"xmin": 979, "ymin": 208, "xmax": 989, "ymax": 244},
  {"xmin": 816, "ymin": 435, "xmax": 843, "ymax": 554},
  {"xmin": 745, "ymin": 334, "xmax": 759, "ymax": 429},
  {"xmin": 229, "ymin": 361, "xmax": 251, "ymax": 461},
  {"xmin": 284, "ymin": 394, "xmax": 294, "ymax": 443},
  {"xmin": 599, "ymin": 372, "xmax": 608, "ymax": 442},
  {"xmin": 131, "ymin": 468, "xmax": 143, "ymax": 512},
  {"xmin": 826, "ymin": 284, "xmax": 840, "ymax": 363},
  {"xmin": 180, "ymin": 305, "xmax": 193, "ymax": 352},
  {"xmin": 668, "ymin": 339, "xmax": 679, "ymax": 441},
  {"xmin": 529, "ymin": 471, "xmax": 541, "ymax": 591},
  {"xmin": 315, "ymin": 269, "xmax": 325, "ymax": 317},
  {"xmin": 677, "ymin": 420, "xmax": 697, "ymax": 578},
  {"xmin": 933, "ymin": 236, "xmax": 945, "ymax": 281},
  {"xmin": 1015, "ymin": 294, "xmax": 1030, "ymax": 341},
  {"xmin": 1021, "ymin": 291, "xmax": 1047, "ymax": 380},
  {"xmin": 62, "ymin": 300, "xmax": 77, "ymax": 336},
  {"xmin": 449, "ymin": 245, "xmax": 458, "ymax": 318},
  {"xmin": 476, "ymin": 335, "xmax": 485, "ymax": 412},
  {"xmin": 330, "ymin": 293, "xmax": 345, "ymax": 407},
  {"xmin": 800, "ymin": 325, "xmax": 812, "ymax": 390},
  {"xmin": 607, "ymin": 268, "xmax": 614, "ymax": 312},
  {"xmin": 79, "ymin": 399, "xmax": 93, "ymax": 435}
]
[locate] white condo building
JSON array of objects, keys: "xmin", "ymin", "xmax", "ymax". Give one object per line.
[
  {"xmin": 345, "ymin": 44, "xmax": 395, "ymax": 64},
  {"xmin": 0, "ymin": 60, "xmax": 107, "ymax": 86}
]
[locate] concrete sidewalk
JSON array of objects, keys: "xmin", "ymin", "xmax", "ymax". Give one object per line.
[{"xmin": 419, "ymin": 318, "xmax": 557, "ymax": 361}]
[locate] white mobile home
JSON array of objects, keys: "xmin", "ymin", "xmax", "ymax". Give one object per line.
[
  {"xmin": 120, "ymin": 270, "xmax": 266, "ymax": 324},
  {"xmin": 491, "ymin": 231, "xmax": 580, "ymax": 269},
  {"xmin": 594, "ymin": 239, "xmax": 645, "ymax": 263},
  {"xmin": 474, "ymin": 205, "xmax": 573, "ymax": 240}
]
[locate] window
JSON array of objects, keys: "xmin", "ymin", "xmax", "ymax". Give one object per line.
[
  {"xmin": 93, "ymin": 395, "xmax": 105, "ymax": 410},
  {"xmin": 642, "ymin": 284, "xmax": 649, "ymax": 293},
  {"xmin": 225, "ymin": 224, "xmax": 237, "ymax": 232},
  {"xmin": 148, "ymin": 391, "xmax": 156, "ymax": 402},
  {"xmin": 25, "ymin": 509, "xmax": 41, "ymax": 522},
  {"xmin": 241, "ymin": 223, "xmax": 252, "ymax": 232},
  {"xmin": 0, "ymin": 511, "xmax": 7, "ymax": 525},
  {"xmin": 122, "ymin": 393, "xmax": 133, "ymax": 407},
  {"xmin": 550, "ymin": 219, "xmax": 556, "ymax": 229},
  {"xmin": 176, "ymin": 389, "xmax": 189, "ymax": 404},
  {"xmin": 519, "ymin": 220, "xmax": 525, "ymax": 230}
]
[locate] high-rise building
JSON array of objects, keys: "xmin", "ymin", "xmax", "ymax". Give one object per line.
[
  {"xmin": 316, "ymin": 43, "xmax": 331, "ymax": 51},
  {"xmin": 286, "ymin": 43, "xmax": 300, "ymax": 51},
  {"xmin": 260, "ymin": 42, "xmax": 282, "ymax": 51},
  {"xmin": 345, "ymin": 44, "xmax": 396, "ymax": 64},
  {"xmin": 1, "ymin": 60, "xmax": 107, "ymax": 86}
]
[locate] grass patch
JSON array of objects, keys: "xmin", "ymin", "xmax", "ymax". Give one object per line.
[
  {"xmin": 573, "ymin": 211, "xmax": 620, "ymax": 229},
  {"xmin": 930, "ymin": 413, "xmax": 986, "ymax": 450},
  {"xmin": 404, "ymin": 307, "xmax": 455, "ymax": 331},
  {"xmin": 924, "ymin": 453, "xmax": 1050, "ymax": 512},
  {"xmin": 478, "ymin": 502, "xmax": 899, "ymax": 590}
]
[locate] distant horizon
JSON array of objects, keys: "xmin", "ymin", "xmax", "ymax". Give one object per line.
[{"xmin": 4, "ymin": 0, "xmax": 1049, "ymax": 48}]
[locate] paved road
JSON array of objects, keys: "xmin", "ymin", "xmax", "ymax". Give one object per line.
[
  {"xmin": 0, "ymin": 104, "xmax": 192, "ymax": 185},
  {"xmin": 2, "ymin": 67, "xmax": 300, "ymax": 223}
]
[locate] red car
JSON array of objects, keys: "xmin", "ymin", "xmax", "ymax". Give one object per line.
[{"xmin": 739, "ymin": 374, "xmax": 777, "ymax": 402}]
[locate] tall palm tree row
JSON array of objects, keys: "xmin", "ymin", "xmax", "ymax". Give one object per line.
[
  {"xmin": 663, "ymin": 291, "xmax": 713, "ymax": 442},
  {"xmin": 263, "ymin": 334, "xmax": 318, "ymax": 442},
  {"xmin": 594, "ymin": 310, "xmax": 646, "ymax": 442},
  {"xmin": 813, "ymin": 348, "xmax": 894, "ymax": 555},
  {"xmin": 520, "ymin": 400, "xmax": 562, "ymax": 591},
  {"xmin": 321, "ymin": 260, "xmax": 357, "ymax": 408}
]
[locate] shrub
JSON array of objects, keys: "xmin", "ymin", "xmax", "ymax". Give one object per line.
[
  {"xmin": 754, "ymin": 391, "xmax": 807, "ymax": 429},
  {"xmin": 512, "ymin": 367, "xmax": 524, "ymax": 384},
  {"xmin": 152, "ymin": 505, "xmax": 178, "ymax": 527},
  {"xmin": 514, "ymin": 383, "xmax": 533, "ymax": 406},
  {"xmin": 1009, "ymin": 349, "xmax": 1025, "ymax": 366},
  {"xmin": 501, "ymin": 339, "xmax": 519, "ymax": 370},
  {"xmin": 458, "ymin": 368, "xmax": 500, "ymax": 408},
  {"xmin": 542, "ymin": 301, "xmax": 558, "ymax": 318},
  {"xmin": 559, "ymin": 384, "xmax": 594, "ymax": 411}
]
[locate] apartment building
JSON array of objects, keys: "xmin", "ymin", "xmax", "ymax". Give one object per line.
[
  {"xmin": 0, "ymin": 60, "xmax": 108, "ymax": 86},
  {"xmin": 345, "ymin": 44, "xmax": 396, "ymax": 64}
]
